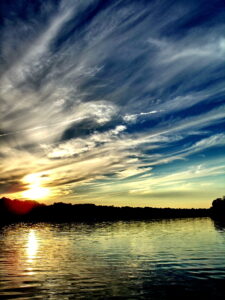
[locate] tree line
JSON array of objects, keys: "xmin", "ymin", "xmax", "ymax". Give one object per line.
[{"xmin": 0, "ymin": 196, "xmax": 224, "ymax": 224}]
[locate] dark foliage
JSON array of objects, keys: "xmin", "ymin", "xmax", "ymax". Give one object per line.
[
  {"xmin": 0, "ymin": 196, "xmax": 211, "ymax": 224},
  {"xmin": 210, "ymin": 196, "xmax": 225, "ymax": 220}
]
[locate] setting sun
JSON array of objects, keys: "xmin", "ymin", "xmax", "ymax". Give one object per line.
[
  {"xmin": 22, "ymin": 186, "xmax": 50, "ymax": 200},
  {"xmin": 22, "ymin": 173, "xmax": 50, "ymax": 200}
]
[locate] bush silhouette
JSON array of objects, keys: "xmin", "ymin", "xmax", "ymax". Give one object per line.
[{"xmin": 210, "ymin": 196, "xmax": 225, "ymax": 219}]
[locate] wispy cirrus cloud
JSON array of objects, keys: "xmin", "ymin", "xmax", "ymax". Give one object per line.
[{"xmin": 0, "ymin": 0, "xmax": 224, "ymax": 207}]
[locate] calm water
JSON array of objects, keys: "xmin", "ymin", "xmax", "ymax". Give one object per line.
[{"xmin": 0, "ymin": 218, "xmax": 225, "ymax": 299}]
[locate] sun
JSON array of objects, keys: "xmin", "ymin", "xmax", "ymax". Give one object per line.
[
  {"xmin": 22, "ymin": 173, "xmax": 50, "ymax": 200},
  {"xmin": 22, "ymin": 186, "xmax": 50, "ymax": 200}
]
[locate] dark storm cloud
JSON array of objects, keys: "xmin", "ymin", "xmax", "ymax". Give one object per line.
[{"xmin": 0, "ymin": 177, "xmax": 28, "ymax": 194}]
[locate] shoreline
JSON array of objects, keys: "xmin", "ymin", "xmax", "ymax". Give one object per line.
[{"xmin": 1, "ymin": 197, "xmax": 223, "ymax": 225}]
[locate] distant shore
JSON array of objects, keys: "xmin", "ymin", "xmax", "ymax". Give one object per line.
[{"xmin": 0, "ymin": 197, "xmax": 214, "ymax": 224}]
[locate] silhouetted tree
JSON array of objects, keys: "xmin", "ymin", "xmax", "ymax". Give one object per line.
[
  {"xmin": 210, "ymin": 196, "xmax": 225, "ymax": 219},
  {"xmin": 0, "ymin": 196, "xmax": 210, "ymax": 224}
]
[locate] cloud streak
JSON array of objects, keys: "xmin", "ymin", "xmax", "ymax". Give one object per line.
[{"xmin": 0, "ymin": 0, "xmax": 224, "ymax": 207}]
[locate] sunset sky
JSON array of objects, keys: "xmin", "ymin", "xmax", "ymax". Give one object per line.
[{"xmin": 0, "ymin": 0, "xmax": 224, "ymax": 208}]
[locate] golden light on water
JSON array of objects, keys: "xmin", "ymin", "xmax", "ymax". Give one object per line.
[
  {"xmin": 22, "ymin": 173, "xmax": 50, "ymax": 200},
  {"xmin": 26, "ymin": 230, "xmax": 38, "ymax": 263}
]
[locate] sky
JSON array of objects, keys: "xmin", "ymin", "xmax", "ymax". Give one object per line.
[{"xmin": 0, "ymin": 0, "xmax": 225, "ymax": 208}]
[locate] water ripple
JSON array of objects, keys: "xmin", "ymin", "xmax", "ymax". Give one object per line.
[{"xmin": 0, "ymin": 218, "xmax": 225, "ymax": 299}]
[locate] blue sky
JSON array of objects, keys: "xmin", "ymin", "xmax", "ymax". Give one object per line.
[{"xmin": 0, "ymin": 0, "xmax": 224, "ymax": 208}]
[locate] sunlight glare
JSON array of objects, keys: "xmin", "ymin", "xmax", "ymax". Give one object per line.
[
  {"xmin": 26, "ymin": 230, "xmax": 38, "ymax": 263},
  {"xmin": 24, "ymin": 173, "xmax": 41, "ymax": 184},
  {"xmin": 22, "ymin": 173, "xmax": 50, "ymax": 200},
  {"xmin": 22, "ymin": 186, "xmax": 49, "ymax": 200}
]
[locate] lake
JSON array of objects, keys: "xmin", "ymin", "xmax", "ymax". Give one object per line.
[{"xmin": 0, "ymin": 218, "xmax": 225, "ymax": 299}]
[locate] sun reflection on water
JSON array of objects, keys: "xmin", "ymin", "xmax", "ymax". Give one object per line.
[{"xmin": 26, "ymin": 230, "xmax": 38, "ymax": 263}]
